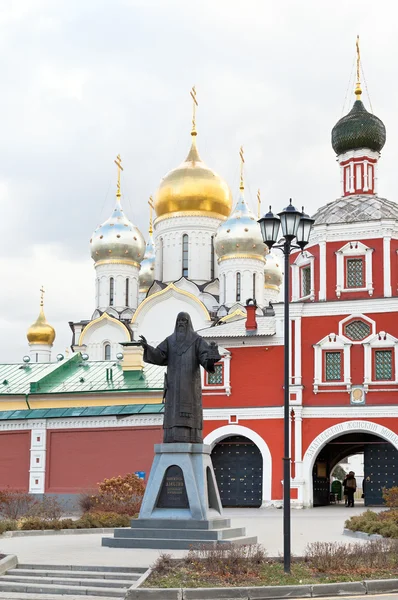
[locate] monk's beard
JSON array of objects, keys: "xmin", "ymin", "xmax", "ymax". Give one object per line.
[{"xmin": 176, "ymin": 326, "xmax": 187, "ymax": 341}]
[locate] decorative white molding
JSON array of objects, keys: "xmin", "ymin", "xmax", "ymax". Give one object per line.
[
  {"xmin": 313, "ymin": 333, "xmax": 352, "ymax": 393},
  {"xmin": 302, "ymin": 419, "xmax": 398, "ymax": 507},
  {"xmin": 338, "ymin": 313, "xmax": 375, "ymax": 344},
  {"xmin": 203, "ymin": 424, "xmax": 272, "ymax": 505},
  {"xmin": 204, "ymin": 407, "xmax": 284, "ymax": 420},
  {"xmin": 335, "ymin": 241, "xmax": 374, "ymax": 298},
  {"xmin": 29, "ymin": 429, "xmax": 46, "ymax": 494},
  {"xmin": 294, "ymin": 318, "xmax": 302, "ymax": 385},
  {"xmin": 383, "ymin": 236, "xmax": 392, "ymax": 297},
  {"xmin": 302, "ymin": 405, "xmax": 398, "ymax": 418},
  {"xmin": 363, "ymin": 331, "xmax": 398, "ymax": 387},
  {"xmin": 201, "ymin": 349, "xmax": 232, "ymax": 396},
  {"xmin": 291, "ymin": 251, "xmax": 315, "ymax": 302},
  {"xmin": 284, "ymin": 296, "xmax": 398, "ymax": 319}
]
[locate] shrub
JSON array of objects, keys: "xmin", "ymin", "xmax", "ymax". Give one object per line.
[
  {"xmin": 183, "ymin": 544, "xmax": 267, "ymax": 577},
  {"xmin": 0, "ymin": 490, "xmax": 36, "ymax": 520},
  {"xmin": 304, "ymin": 539, "xmax": 398, "ymax": 572},
  {"xmin": 17, "ymin": 517, "xmax": 55, "ymax": 530},
  {"xmin": 346, "ymin": 508, "xmax": 398, "ymax": 538},
  {"xmin": 78, "ymin": 492, "xmax": 97, "ymax": 514},
  {"xmin": 383, "ymin": 487, "xmax": 398, "ymax": 508},
  {"xmin": 75, "ymin": 512, "xmax": 130, "ymax": 528},
  {"xmin": 91, "ymin": 473, "xmax": 146, "ymax": 515},
  {"xmin": 0, "ymin": 519, "xmax": 17, "ymax": 534},
  {"xmin": 27, "ymin": 496, "xmax": 63, "ymax": 521}
]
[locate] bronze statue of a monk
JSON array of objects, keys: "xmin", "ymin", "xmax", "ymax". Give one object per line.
[{"xmin": 139, "ymin": 312, "xmax": 221, "ymax": 444}]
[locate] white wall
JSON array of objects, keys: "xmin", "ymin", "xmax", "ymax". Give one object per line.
[{"xmin": 95, "ymin": 263, "xmax": 140, "ymax": 312}]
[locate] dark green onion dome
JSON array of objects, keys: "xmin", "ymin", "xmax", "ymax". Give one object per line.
[{"xmin": 331, "ymin": 100, "xmax": 386, "ymax": 155}]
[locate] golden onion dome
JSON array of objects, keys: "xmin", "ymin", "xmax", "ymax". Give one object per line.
[
  {"xmin": 214, "ymin": 186, "xmax": 266, "ymax": 261},
  {"xmin": 154, "ymin": 133, "xmax": 233, "ymax": 220},
  {"xmin": 264, "ymin": 253, "xmax": 283, "ymax": 290},
  {"xmin": 27, "ymin": 301, "xmax": 56, "ymax": 346}
]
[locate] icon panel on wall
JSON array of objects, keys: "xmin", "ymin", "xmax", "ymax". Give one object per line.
[{"xmin": 350, "ymin": 386, "xmax": 366, "ymax": 406}]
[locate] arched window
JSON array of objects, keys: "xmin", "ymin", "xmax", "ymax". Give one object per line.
[
  {"xmin": 236, "ymin": 272, "xmax": 241, "ymax": 302},
  {"xmin": 253, "ymin": 273, "xmax": 256, "ymax": 300},
  {"xmin": 125, "ymin": 278, "xmax": 129, "ymax": 307},
  {"xmin": 210, "ymin": 235, "xmax": 215, "ymax": 280},
  {"xmin": 159, "ymin": 238, "xmax": 163, "ymax": 281},
  {"xmin": 223, "ymin": 273, "xmax": 226, "ymax": 303},
  {"xmin": 109, "ymin": 277, "xmax": 114, "ymax": 306},
  {"xmin": 182, "ymin": 234, "xmax": 189, "ymax": 277},
  {"xmin": 104, "ymin": 344, "xmax": 111, "ymax": 360}
]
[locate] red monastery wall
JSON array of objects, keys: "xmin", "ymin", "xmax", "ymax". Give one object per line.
[
  {"xmin": 391, "ymin": 239, "xmax": 398, "ymax": 295},
  {"xmin": 45, "ymin": 426, "xmax": 162, "ymax": 493},
  {"xmin": 0, "ymin": 431, "xmax": 30, "ymax": 490}
]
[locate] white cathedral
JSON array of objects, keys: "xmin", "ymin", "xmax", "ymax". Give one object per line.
[{"xmin": 26, "ymin": 106, "xmax": 283, "ymax": 362}]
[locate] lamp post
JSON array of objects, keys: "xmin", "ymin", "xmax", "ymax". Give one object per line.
[{"xmin": 258, "ymin": 199, "xmax": 314, "ymax": 573}]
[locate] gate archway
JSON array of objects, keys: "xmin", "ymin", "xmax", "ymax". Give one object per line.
[
  {"xmin": 303, "ymin": 421, "xmax": 398, "ymax": 507},
  {"xmin": 204, "ymin": 425, "xmax": 272, "ymax": 507}
]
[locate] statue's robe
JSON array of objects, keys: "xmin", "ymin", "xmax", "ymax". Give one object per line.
[{"xmin": 143, "ymin": 332, "xmax": 220, "ymax": 443}]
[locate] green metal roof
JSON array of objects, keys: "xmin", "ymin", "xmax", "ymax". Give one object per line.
[
  {"xmin": 0, "ymin": 403, "xmax": 164, "ymax": 421},
  {"xmin": 0, "ymin": 354, "xmax": 165, "ymax": 396}
]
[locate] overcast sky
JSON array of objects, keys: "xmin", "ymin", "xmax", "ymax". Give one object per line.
[{"xmin": 1, "ymin": 0, "xmax": 397, "ymax": 362}]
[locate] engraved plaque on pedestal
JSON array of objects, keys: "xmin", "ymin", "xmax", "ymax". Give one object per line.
[{"xmin": 156, "ymin": 464, "xmax": 189, "ymax": 509}]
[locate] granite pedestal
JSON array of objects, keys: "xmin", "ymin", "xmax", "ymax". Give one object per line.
[{"xmin": 102, "ymin": 443, "xmax": 257, "ymax": 549}]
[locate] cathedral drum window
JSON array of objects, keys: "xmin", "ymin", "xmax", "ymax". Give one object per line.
[
  {"xmin": 324, "ymin": 351, "xmax": 342, "ymax": 381},
  {"xmin": 207, "ymin": 363, "xmax": 223, "ymax": 385},
  {"xmin": 374, "ymin": 349, "xmax": 393, "ymax": 381},
  {"xmin": 344, "ymin": 319, "xmax": 371, "ymax": 341},
  {"xmin": 346, "ymin": 257, "xmax": 364, "ymax": 288}
]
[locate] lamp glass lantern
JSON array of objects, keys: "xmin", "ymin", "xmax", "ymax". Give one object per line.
[
  {"xmin": 296, "ymin": 210, "xmax": 315, "ymax": 250},
  {"xmin": 278, "ymin": 199, "xmax": 302, "ymax": 240},
  {"xmin": 258, "ymin": 208, "xmax": 280, "ymax": 249}
]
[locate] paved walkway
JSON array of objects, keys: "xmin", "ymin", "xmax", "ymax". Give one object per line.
[{"xmin": 0, "ymin": 506, "xmax": 382, "ymax": 569}]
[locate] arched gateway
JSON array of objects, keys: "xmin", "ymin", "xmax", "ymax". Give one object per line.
[
  {"xmin": 204, "ymin": 425, "xmax": 271, "ymax": 507},
  {"xmin": 303, "ymin": 421, "xmax": 398, "ymax": 507}
]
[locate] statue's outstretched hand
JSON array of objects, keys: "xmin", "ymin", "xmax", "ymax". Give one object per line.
[
  {"xmin": 208, "ymin": 341, "xmax": 221, "ymax": 361},
  {"xmin": 139, "ymin": 335, "xmax": 148, "ymax": 349}
]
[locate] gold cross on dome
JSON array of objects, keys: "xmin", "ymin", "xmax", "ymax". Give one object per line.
[
  {"xmin": 239, "ymin": 146, "xmax": 245, "ymax": 190},
  {"xmin": 355, "ymin": 35, "xmax": 362, "ymax": 99},
  {"xmin": 40, "ymin": 285, "xmax": 45, "ymax": 307},
  {"xmin": 190, "ymin": 86, "xmax": 198, "ymax": 134},
  {"xmin": 148, "ymin": 196, "xmax": 154, "ymax": 234},
  {"xmin": 114, "ymin": 154, "xmax": 124, "ymax": 197},
  {"xmin": 257, "ymin": 189, "xmax": 261, "ymax": 219}
]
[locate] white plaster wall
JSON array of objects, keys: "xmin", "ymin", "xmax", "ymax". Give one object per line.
[
  {"xmin": 134, "ymin": 294, "xmax": 211, "ymax": 344},
  {"xmin": 80, "ymin": 320, "xmax": 130, "ymax": 361},
  {"xmin": 218, "ymin": 257, "xmax": 265, "ymax": 306},
  {"xmin": 154, "ymin": 215, "xmax": 222, "ymax": 284},
  {"xmin": 29, "ymin": 344, "xmax": 52, "ymax": 363},
  {"xmin": 95, "ymin": 263, "xmax": 140, "ymax": 312}
]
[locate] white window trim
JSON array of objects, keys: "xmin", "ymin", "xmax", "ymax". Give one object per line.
[
  {"xmin": 201, "ymin": 349, "xmax": 231, "ymax": 396},
  {"xmin": 335, "ymin": 241, "xmax": 374, "ymax": 298},
  {"xmin": 292, "ymin": 251, "xmax": 315, "ymax": 302},
  {"xmin": 339, "ymin": 313, "xmax": 375, "ymax": 345},
  {"xmin": 363, "ymin": 331, "xmax": 398, "ymax": 387},
  {"xmin": 313, "ymin": 333, "xmax": 351, "ymax": 393}
]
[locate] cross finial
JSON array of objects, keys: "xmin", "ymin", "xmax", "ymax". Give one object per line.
[
  {"xmin": 114, "ymin": 154, "xmax": 124, "ymax": 198},
  {"xmin": 148, "ymin": 196, "xmax": 154, "ymax": 234},
  {"xmin": 239, "ymin": 146, "xmax": 245, "ymax": 190},
  {"xmin": 257, "ymin": 189, "xmax": 261, "ymax": 219},
  {"xmin": 40, "ymin": 285, "xmax": 45, "ymax": 307},
  {"xmin": 190, "ymin": 86, "xmax": 198, "ymax": 136},
  {"xmin": 355, "ymin": 35, "xmax": 362, "ymax": 100}
]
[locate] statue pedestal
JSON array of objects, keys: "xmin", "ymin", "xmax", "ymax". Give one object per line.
[
  {"xmin": 139, "ymin": 443, "xmax": 222, "ymax": 520},
  {"xmin": 102, "ymin": 443, "xmax": 257, "ymax": 549}
]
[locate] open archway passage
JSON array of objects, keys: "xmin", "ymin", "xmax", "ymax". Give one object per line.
[
  {"xmin": 211, "ymin": 435, "xmax": 262, "ymax": 507},
  {"xmin": 312, "ymin": 432, "xmax": 398, "ymax": 506}
]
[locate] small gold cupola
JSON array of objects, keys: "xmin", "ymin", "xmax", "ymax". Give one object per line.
[{"xmin": 27, "ymin": 286, "xmax": 56, "ymax": 346}]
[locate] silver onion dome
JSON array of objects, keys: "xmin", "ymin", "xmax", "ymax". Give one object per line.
[
  {"xmin": 214, "ymin": 189, "xmax": 266, "ymax": 260},
  {"xmin": 139, "ymin": 232, "xmax": 155, "ymax": 293},
  {"xmin": 90, "ymin": 196, "xmax": 145, "ymax": 265},
  {"xmin": 264, "ymin": 252, "xmax": 283, "ymax": 289}
]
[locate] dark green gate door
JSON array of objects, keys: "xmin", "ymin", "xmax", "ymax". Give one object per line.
[
  {"xmin": 211, "ymin": 436, "xmax": 262, "ymax": 507},
  {"xmin": 364, "ymin": 443, "xmax": 398, "ymax": 506}
]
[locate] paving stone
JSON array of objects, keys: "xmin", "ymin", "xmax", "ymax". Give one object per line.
[{"xmin": 365, "ymin": 578, "xmax": 398, "ymax": 594}]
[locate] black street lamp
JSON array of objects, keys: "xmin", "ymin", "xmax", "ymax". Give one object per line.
[{"xmin": 258, "ymin": 199, "xmax": 314, "ymax": 573}]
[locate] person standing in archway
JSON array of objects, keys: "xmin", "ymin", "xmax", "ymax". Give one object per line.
[{"xmin": 345, "ymin": 471, "xmax": 357, "ymax": 507}]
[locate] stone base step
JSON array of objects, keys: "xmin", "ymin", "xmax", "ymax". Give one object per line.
[
  {"xmin": 130, "ymin": 518, "xmax": 231, "ymax": 530},
  {"xmin": 9, "ymin": 569, "xmax": 141, "ymax": 581},
  {"xmin": 0, "ymin": 581, "xmax": 125, "ymax": 597},
  {"xmin": 102, "ymin": 535, "xmax": 258, "ymax": 549},
  {"xmin": 2, "ymin": 575, "xmax": 132, "ymax": 589},
  {"xmin": 16, "ymin": 564, "xmax": 144, "ymax": 574},
  {"xmin": 114, "ymin": 526, "xmax": 245, "ymax": 540}
]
